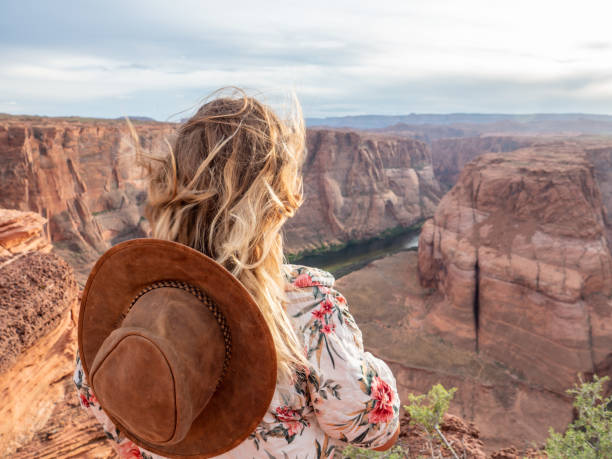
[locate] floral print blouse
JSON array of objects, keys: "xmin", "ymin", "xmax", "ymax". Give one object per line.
[{"xmin": 73, "ymin": 264, "xmax": 400, "ymax": 459}]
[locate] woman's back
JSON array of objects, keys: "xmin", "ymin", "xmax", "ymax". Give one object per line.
[
  {"xmin": 73, "ymin": 88, "xmax": 400, "ymax": 458},
  {"xmin": 73, "ymin": 263, "xmax": 400, "ymax": 458}
]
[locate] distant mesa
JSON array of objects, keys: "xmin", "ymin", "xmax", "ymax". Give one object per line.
[
  {"xmin": 117, "ymin": 115, "xmax": 157, "ymax": 122},
  {"xmin": 307, "ymin": 113, "xmax": 612, "ymax": 137}
]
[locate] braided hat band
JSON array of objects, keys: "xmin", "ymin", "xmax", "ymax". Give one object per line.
[{"xmin": 124, "ymin": 279, "xmax": 233, "ymax": 383}]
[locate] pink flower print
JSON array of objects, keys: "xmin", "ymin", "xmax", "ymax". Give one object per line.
[
  {"xmin": 321, "ymin": 298, "xmax": 334, "ymax": 314},
  {"xmin": 311, "ymin": 308, "xmax": 326, "ymax": 320},
  {"xmin": 286, "ymin": 420, "xmax": 301, "ymax": 436},
  {"xmin": 275, "ymin": 406, "xmax": 303, "ymax": 436},
  {"xmin": 117, "ymin": 440, "xmax": 143, "ymax": 458},
  {"xmin": 294, "ymin": 273, "xmax": 313, "ymax": 287},
  {"xmin": 321, "ymin": 323, "xmax": 336, "ymax": 335},
  {"xmin": 368, "ymin": 376, "xmax": 395, "ymax": 424},
  {"xmin": 336, "ymin": 294, "xmax": 346, "ymax": 304},
  {"xmin": 275, "ymin": 406, "xmax": 299, "ymax": 422},
  {"xmin": 79, "ymin": 394, "xmax": 90, "ymax": 408},
  {"xmin": 368, "ymin": 400, "xmax": 394, "ymax": 424}
]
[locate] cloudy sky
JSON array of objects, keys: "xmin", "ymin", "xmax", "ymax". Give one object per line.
[{"xmin": 1, "ymin": 0, "xmax": 612, "ymax": 120}]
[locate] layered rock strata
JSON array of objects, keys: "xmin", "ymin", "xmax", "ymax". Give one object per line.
[
  {"xmin": 337, "ymin": 250, "xmax": 574, "ymax": 453},
  {"xmin": 418, "ymin": 146, "xmax": 612, "ymax": 387},
  {"xmin": 0, "ymin": 208, "xmax": 51, "ymax": 261},
  {"xmin": 584, "ymin": 142, "xmax": 612, "ymax": 251},
  {"xmin": 284, "ymin": 129, "xmax": 443, "ymax": 251},
  {"xmin": 0, "ymin": 117, "xmax": 444, "ymax": 284},
  {"xmin": 430, "ymin": 136, "xmax": 537, "ymax": 191},
  {"xmin": 349, "ymin": 145, "xmax": 612, "ymax": 449},
  {"xmin": 0, "ymin": 209, "xmax": 114, "ymax": 457},
  {"xmin": 0, "ymin": 116, "xmax": 175, "ymax": 284}
]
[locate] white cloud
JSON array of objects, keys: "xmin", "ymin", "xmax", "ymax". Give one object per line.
[{"xmin": 1, "ymin": 0, "xmax": 612, "ymax": 118}]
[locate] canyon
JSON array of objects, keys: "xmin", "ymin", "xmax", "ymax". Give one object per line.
[
  {"xmin": 284, "ymin": 128, "xmax": 443, "ymax": 252},
  {"xmin": 0, "ymin": 116, "xmax": 443, "ymax": 285},
  {"xmin": 337, "ymin": 144, "xmax": 612, "ymax": 452},
  {"xmin": 2, "ymin": 114, "xmax": 612, "ymax": 457}
]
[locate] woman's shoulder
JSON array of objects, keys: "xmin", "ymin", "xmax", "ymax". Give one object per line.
[{"xmin": 282, "ymin": 264, "xmax": 335, "ymax": 289}]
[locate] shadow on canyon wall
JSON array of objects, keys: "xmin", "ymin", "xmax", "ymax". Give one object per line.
[{"xmin": 2, "ymin": 114, "xmax": 612, "ymax": 457}]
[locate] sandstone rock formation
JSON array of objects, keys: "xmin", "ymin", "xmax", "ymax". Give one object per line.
[
  {"xmin": 339, "ymin": 146, "xmax": 610, "ymax": 450},
  {"xmin": 0, "ymin": 117, "xmax": 443, "ymax": 285},
  {"xmin": 284, "ymin": 129, "xmax": 443, "ymax": 252},
  {"xmin": 0, "ymin": 209, "xmax": 115, "ymax": 457},
  {"xmin": 426, "ymin": 135, "xmax": 612, "ymax": 260},
  {"xmin": 584, "ymin": 141, "xmax": 612, "ymax": 252},
  {"xmin": 429, "ymin": 136, "xmax": 537, "ymax": 191},
  {"xmin": 418, "ymin": 146, "xmax": 612, "ymax": 386},
  {"xmin": 0, "ymin": 208, "xmax": 51, "ymax": 261},
  {"xmin": 0, "ymin": 116, "xmax": 175, "ymax": 285},
  {"xmin": 337, "ymin": 249, "xmax": 576, "ymax": 453}
]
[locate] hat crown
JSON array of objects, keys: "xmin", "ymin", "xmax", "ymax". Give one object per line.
[{"xmin": 90, "ymin": 285, "xmax": 227, "ymax": 446}]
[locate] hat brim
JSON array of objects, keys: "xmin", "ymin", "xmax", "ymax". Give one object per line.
[{"xmin": 78, "ymin": 238, "xmax": 277, "ymax": 458}]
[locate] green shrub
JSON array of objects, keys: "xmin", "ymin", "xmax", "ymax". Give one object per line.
[
  {"xmin": 545, "ymin": 374, "xmax": 611, "ymax": 459},
  {"xmin": 405, "ymin": 384, "xmax": 457, "ymax": 437},
  {"xmin": 340, "ymin": 383, "xmax": 459, "ymax": 458},
  {"xmin": 341, "ymin": 444, "xmax": 407, "ymax": 458},
  {"xmin": 404, "ymin": 384, "xmax": 459, "ymax": 459}
]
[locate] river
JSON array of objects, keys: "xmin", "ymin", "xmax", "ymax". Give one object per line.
[{"xmin": 288, "ymin": 223, "xmax": 422, "ymax": 279}]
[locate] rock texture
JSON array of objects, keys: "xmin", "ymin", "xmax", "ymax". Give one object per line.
[
  {"xmin": 0, "ymin": 208, "xmax": 115, "ymax": 457},
  {"xmin": 338, "ymin": 146, "xmax": 610, "ymax": 450},
  {"xmin": 285, "ymin": 129, "xmax": 444, "ymax": 251},
  {"xmin": 584, "ymin": 142, "xmax": 612, "ymax": 251},
  {"xmin": 0, "ymin": 208, "xmax": 51, "ymax": 261},
  {"xmin": 0, "ymin": 116, "xmax": 175, "ymax": 284},
  {"xmin": 0, "ymin": 117, "xmax": 444, "ymax": 284},
  {"xmin": 430, "ymin": 136, "xmax": 537, "ymax": 191},
  {"xmin": 337, "ymin": 250, "xmax": 575, "ymax": 453},
  {"xmin": 418, "ymin": 146, "xmax": 612, "ymax": 385}
]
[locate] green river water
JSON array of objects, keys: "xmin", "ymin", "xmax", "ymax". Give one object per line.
[{"xmin": 288, "ymin": 221, "xmax": 423, "ymax": 279}]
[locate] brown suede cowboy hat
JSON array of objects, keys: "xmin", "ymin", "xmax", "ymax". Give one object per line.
[{"xmin": 78, "ymin": 238, "xmax": 277, "ymax": 458}]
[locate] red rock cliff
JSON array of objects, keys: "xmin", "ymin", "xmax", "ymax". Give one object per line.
[
  {"xmin": 0, "ymin": 117, "xmax": 443, "ymax": 283},
  {"xmin": 285, "ymin": 129, "xmax": 443, "ymax": 251},
  {"xmin": 0, "ymin": 116, "xmax": 175, "ymax": 284},
  {"xmin": 0, "ymin": 209, "xmax": 115, "ymax": 457},
  {"xmin": 430, "ymin": 136, "xmax": 537, "ymax": 191},
  {"xmin": 413, "ymin": 145, "xmax": 612, "ymax": 447}
]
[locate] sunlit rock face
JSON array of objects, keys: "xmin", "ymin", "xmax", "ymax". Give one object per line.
[
  {"xmin": 338, "ymin": 145, "xmax": 612, "ymax": 452},
  {"xmin": 284, "ymin": 128, "xmax": 444, "ymax": 252},
  {"xmin": 415, "ymin": 146, "xmax": 611, "ymax": 448},
  {"xmin": 0, "ymin": 208, "xmax": 52, "ymax": 259},
  {"xmin": 0, "ymin": 116, "xmax": 175, "ymax": 285},
  {"xmin": 1, "ymin": 117, "xmax": 445, "ymax": 284},
  {"xmin": 430, "ymin": 136, "xmax": 537, "ymax": 191},
  {"xmin": 0, "ymin": 208, "xmax": 115, "ymax": 457}
]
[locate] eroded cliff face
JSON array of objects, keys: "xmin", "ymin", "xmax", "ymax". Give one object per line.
[
  {"xmin": 0, "ymin": 117, "xmax": 443, "ymax": 284},
  {"xmin": 584, "ymin": 143, "xmax": 612, "ymax": 251},
  {"xmin": 284, "ymin": 129, "xmax": 443, "ymax": 251},
  {"xmin": 390, "ymin": 145, "xmax": 611, "ymax": 449},
  {"xmin": 430, "ymin": 136, "xmax": 538, "ymax": 191},
  {"xmin": 0, "ymin": 116, "xmax": 175, "ymax": 284},
  {"xmin": 0, "ymin": 209, "xmax": 114, "ymax": 458}
]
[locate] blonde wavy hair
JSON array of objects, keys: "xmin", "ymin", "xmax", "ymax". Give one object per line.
[{"xmin": 130, "ymin": 88, "xmax": 309, "ymax": 381}]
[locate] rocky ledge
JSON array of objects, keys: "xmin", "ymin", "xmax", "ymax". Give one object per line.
[
  {"xmin": 0, "ymin": 209, "xmax": 115, "ymax": 457},
  {"xmin": 337, "ymin": 145, "xmax": 612, "ymax": 452}
]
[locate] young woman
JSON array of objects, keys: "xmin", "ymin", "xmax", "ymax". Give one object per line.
[{"xmin": 73, "ymin": 88, "xmax": 401, "ymax": 458}]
